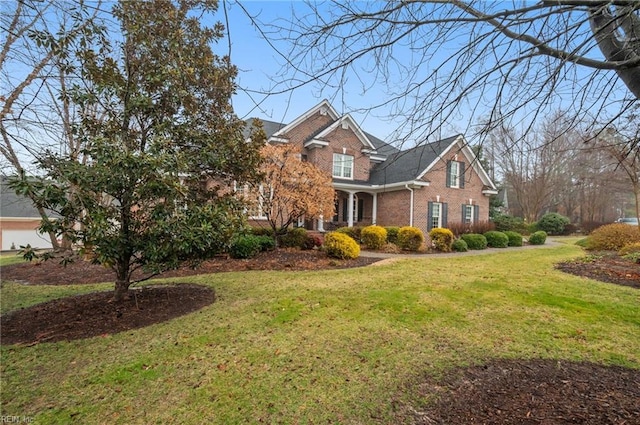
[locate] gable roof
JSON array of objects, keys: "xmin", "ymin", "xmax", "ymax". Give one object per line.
[{"xmin": 369, "ymin": 135, "xmax": 459, "ymax": 185}]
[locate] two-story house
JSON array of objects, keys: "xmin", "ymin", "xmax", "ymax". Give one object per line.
[{"xmin": 245, "ymin": 100, "xmax": 497, "ymax": 236}]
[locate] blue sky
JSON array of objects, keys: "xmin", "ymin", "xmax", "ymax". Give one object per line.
[{"xmin": 213, "ymin": 1, "xmax": 418, "ymax": 141}]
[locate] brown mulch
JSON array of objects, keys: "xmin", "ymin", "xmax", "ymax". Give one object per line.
[
  {"xmin": 398, "ymin": 358, "xmax": 640, "ymax": 424},
  {"xmin": 2, "ymin": 249, "xmax": 640, "ymax": 423},
  {"xmin": 555, "ymin": 252, "xmax": 640, "ymax": 289}
]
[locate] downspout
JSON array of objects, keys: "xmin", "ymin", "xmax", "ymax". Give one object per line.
[{"xmin": 405, "ymin": 184, "xmax": 414, "ymax": 227}]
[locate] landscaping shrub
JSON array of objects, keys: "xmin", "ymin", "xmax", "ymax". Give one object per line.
[
  {"xmin": 229, "ymin": 235, "xmax": 262, "ymax": 259},
  {"xmin": 452, "ymin": 238, "xmax": 468, "ymax": 252},
  {"xmin": 580, "ymin": 221, "xmax": 606, "ymax": 235},
  {"xmin": 279, "ymin": 227, "xmax": 308, "ymax": 248},
  {"xmin": 361, "ymin": 225, "xmax": 387, "ymax": 250},
  {"xmin": 385, "ymin": 226, "xmax": 400, "ymax": 244},
  {"xmin": 448, "ymin": 221, "xmax": 496, "ymax": 237},
  {"xmin": 484, "ymin": 231, "xmax": 509, "ymax": 248},
  {"xmin": 249, "ymin": 227, "xmax": 275, "ymax": 237},
  {"xmin": 460, "ymin": 233, "xmax": 487, "ymax": 250},
  {"xmin": 335, "ymin": 226, "xmax": 362, "ymax": 242},
  {"xmin": 492, "ymin": 215, "xmax": 529, "ymax": 234},
  {"xmin": 429, "ymin": 228, "xmax": 455, "ymax": 252},
  {"xmin": 255, "ymin": 235, "xmax": 276, "ymax": 251},
  {"xmin": 536, "ymin": 213, "xmax": 570, "ymax": 235},
  {"xmin": 575, "ymin": 238, "xmax": 589, "ymax": 248},
  {"xmin": 528, "ymin": 231, "xmax": 547, "ymax": 245},
  {"xmin": 324, "ymin": 232, "xmax": 360, "ymax": 259},
  {"xmin": 503, "ymin": 231, "xmax": 523, "ymax": 247},
  {"xmin": 302, "ymin": 234, "xmax": 322, "ymax": 250},
  {"xmin": 586, "ymin": 223, "xmax": 640, "ymax": 251},
  {"xmin": 619, "ymin": 242, "xmax": 640, "ymax": 256},
  {"xmin": 397, "ymin": 226, "xmax": 425, "ymax": 251}
]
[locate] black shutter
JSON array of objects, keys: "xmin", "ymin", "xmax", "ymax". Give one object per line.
[
  {"xmin": 442, "ymin": 203, "xmax": 448, "ymax": 228},
  {"xmin": 461, "ymin": 204, "xmax": 466, "ymax": 222},
  {"xmin": 474, "ymin": 205, "xmax": 480, "ymax": 223},
  {"xmin": 459, "ymin": 162, "xmax": 465, "ymax": 188},
  {"xmin": 446, "ymin": 161, "xmax": 451, "ymax": 187},
  {"xmin": 427, "ymin": 202, "xmax": 434, "ymax": 231}
]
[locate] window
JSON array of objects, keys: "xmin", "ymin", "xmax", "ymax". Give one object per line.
[
  {"xmin": 446, "ymin": 160, "xmax": 465, "ymax": 188},
  {"xmin": 235, "ymin": 183, "xmax": 267, "ymax": 219},
  {"xmin": 431, "ymin": 202, "xmax": 442, "ymax": 229},
  {"xmin": 428, "ymin": 201, "xmax": 447, "ymax": 231},
  {"xmin": 333, "ymin": 153, "xmax": 354, "ymax": 179},
  {"xmin": 463, "ymin": 204, "xmax": 474, "ymax": 224}
]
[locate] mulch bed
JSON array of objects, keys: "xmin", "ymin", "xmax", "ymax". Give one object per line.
[
  {"xmin": 555, "ymin": 252, "xmax": 640, "ymax": 289},
  {"xmin": 2, "ymin": 248, "xmax": 639, "ymax": 423},
  {"xmin": 398, "ymin": 359, "xmax": 640, "ymax": 424}
]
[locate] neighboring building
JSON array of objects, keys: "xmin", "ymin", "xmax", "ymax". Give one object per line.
[
  {"xmin": 245, "ymin": 100, "xmax": 498, "ymax": 235},
  {"xmin": 0, "ymin": 177, "xmax": 58, "ymax": 250}
]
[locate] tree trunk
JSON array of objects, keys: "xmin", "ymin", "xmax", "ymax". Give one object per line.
[{"xmin": 113, "ymin": 279, "xmax": 130, "ymax": 303}]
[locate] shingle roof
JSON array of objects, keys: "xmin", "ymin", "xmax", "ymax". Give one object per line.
[
  {"xmin": 1, "ymin": 177, "xmax": 59, "ymax": 219},
  {"xmin": 369, "ymin": 135, "xmax": 459, "ymax": 185}
]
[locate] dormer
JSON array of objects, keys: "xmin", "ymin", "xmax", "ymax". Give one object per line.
[{"xmin": 267, "ymin": 99, "xmax": 340, "ymax": 145}]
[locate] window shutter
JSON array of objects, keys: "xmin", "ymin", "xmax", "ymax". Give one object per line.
[
  {"xmin": 459, "ymin": 162, "xmax": 465, "ymax": 188},
  {"xmin": 474, "ymin": 205, "xmax": 480, "ymax": 223},
  {"xmin": 442, "ymin": 203, "xmax": 448, "ymax": 227},
  {"xmin": 461, "ymin": 204, "xmax": 466, "ymax": 222},
  {"xmin": 427, "ymin": 202, "xmax": 434, "ymax": 231},
  {"xmin": 446, "ymin": 161, "xmax": 451, "ymax": 187}
]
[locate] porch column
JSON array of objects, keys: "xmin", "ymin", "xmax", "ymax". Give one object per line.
[
  {"xmin": 347, "ymin": 191, "xmax": 354, "ymax": 227},
  {"xmin": 372, "ymin": 193, "xmax": 377, "ymax": 225},
  {"xmin": 318, "ymin": 215, "xmax": 325, "ymax": 232}
]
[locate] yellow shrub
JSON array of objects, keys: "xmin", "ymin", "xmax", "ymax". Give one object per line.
[
  {"xmin": 324, "ymin": 232, "xmax": 360, "ymax": 259},
  {"xmin": 429, "ymin": 228, "xmax": 455, "ymax": 252},
  {"xmin": 397, "ymin": 226, "xmax": 425, "ymax": 251},
  {"xmin": 619, "ymin": 242, "xmax": 640, "ymax": 256},
  {"xmin": 587, "ymin": 224, "xmax": 640, "ymax": 251},
  {"xmin": 361, "ymin": 225, "xmax": 387, "ymax": 250}
]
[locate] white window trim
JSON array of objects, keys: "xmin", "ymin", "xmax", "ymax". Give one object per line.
[
  {"xmin": 333, "ymin": 153, "xmax": 354, "ymax": 179},
  {"xmin": 464, "ymin": 204, "xmax": 474, "ymax": 224},
  {"xmin": 450, "ymin": 161, "xmax": 460, "ymax": 188},
  {"xmin": 431, "ymin": 202, "xmax": 442, "ymax": 229}
]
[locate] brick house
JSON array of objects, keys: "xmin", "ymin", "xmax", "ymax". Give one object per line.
[{"xmin": 245, "ymin": 100, "xmax": 497, "ymax": 235}]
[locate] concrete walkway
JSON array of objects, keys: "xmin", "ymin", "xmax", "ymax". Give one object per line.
[{"xmin": 360, "ymin": 238, "xmax": 563, "ymax": 259}]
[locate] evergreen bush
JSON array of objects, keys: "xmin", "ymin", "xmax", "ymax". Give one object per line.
[
  {"xmin": 528, "ymin": 231, "xmax": 547, "ymax": 245},
  {"xmin": 324, "ymin": 232, "xmax": 360, "ymax": 259},
  {"xmin": 503, "ymin": 231, "xmax": 523, "ymax": 247},
  {"xmin": 537, "ymin": 213, "xmax": 570, "ymax": 235},
  {"xmin": 460, "ymin": 233, "xmax": 488, "ymax": 250},
  {"xmin": 397, "ymin": 226, "xmax": 425, "ymax": 251},
  {"xmin": 452, "ymin": 238, "xmax": 468, "ymax": 252},
  {"xmin": 279, "ymin": 227, "xmax": 308, "ymax": 248},
  {"xmin": 429, "ymin": 228, "xmax": 455, "ymax": 252},
  {"xmin": 385, "ymin": 226, "xmax": 400, "ymax": 244},
  {"xmin": 361, "ymin": 225, "xmax": 387, "ymax": 250},
  {"xmin": 484, "ymin": 230, "xmax": 509, "ymax": 248},
  {"xmin": 229, "ymin": 235, "xmax": 262, "ymax": 259}
]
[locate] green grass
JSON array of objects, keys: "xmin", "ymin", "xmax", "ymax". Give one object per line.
[
  {"xmin": 0, "ymin": 252, "xmax": 26, "ymax": 267},
  {"xmin": 1, "ymin": 243, "xmax": 639, "ymax": 424}
]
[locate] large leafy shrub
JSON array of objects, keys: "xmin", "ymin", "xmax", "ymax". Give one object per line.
[
  {"xmin": 361, "ymin": 225, "xmax": 387, "ymax": 250},
  {"xmin": 536, "ymin": 213, "xmax": 570, "ymax": 235},
  {"xmin": 619, "ymin": 242, "xmax": 640, "ymax": 256},
  {"xmin": 503, "ymin": 231, "xmax": 523, "ymax": 247},
  {"xmin": 586, "ymin": 223, "xmax": 640, "ymax": 251},
  {"xmin": 460, "ymin": 233, "xmax": 487, "ymax": 250},
  {"xmin": 429, "ymin": 228, "xmax": 455, "ymax": 252},
  {"xmin": 528, "ymin": 231, "xmax": 547, "ymax": 245},
  {"xmin": 452, "ymin": 238, "xmax": 468, "ymax": 252},
  {"xmin": 484, "ymin": 231, "xmax": 509, "ymax": 248},
  {"xmin": 492, "ymin": 215, "xmax": 530, "ymax": 234},
  {"xmin": 324, "ymin": 232, "xmax": 360, "ymax": 259},
  {"xmin": 397, "ymin": 226, "xmax": 425, "ymax": 251}
]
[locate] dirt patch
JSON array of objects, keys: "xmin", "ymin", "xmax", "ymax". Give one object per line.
[
  {"xmin": 397, "ymin": 358, "xmax": 640, "ymax": 425},
  {"xmin": 1, "ymin": 284, "xmax": 215, "ymax": 345},
  {"xmin": 556, "ymin": 252, "xmax": 640, "ymax": 289}
]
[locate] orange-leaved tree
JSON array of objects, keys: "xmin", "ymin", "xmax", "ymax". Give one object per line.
[{"xmin": 254, "ymin": 144, "xmax": 335, "ymax": 241}]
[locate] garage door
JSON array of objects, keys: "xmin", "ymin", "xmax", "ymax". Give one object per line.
[{"xmin": 2, "ymin": 230, "xmax": 53, "ymax": 251}]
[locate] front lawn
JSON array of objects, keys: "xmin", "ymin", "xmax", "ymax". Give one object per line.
[{"xmin": 1, "ymin": 243, "xmax": 638, "ymax": 423}]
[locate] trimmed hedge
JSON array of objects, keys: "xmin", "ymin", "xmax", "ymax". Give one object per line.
[
  {"xmin": 361, "ymin": 225, "xmax": 387, "ymax": 250},
  {"xmin": 324, "ymin": 232, "xmax": 360, "ymax": 259},
  {"xmin": 429, "ymin": 228, "xmax": 455, "ymax": 252},
  {"xmin": 460, "ymin": 233, "xmax": 488, "ymax": 250},
  {"xmin": 452, "ymin": 238, "xmax": 468, "ymax": 252},
  {"xmin": 229, "ymin": 235, "xmax": 262, "ymax": 259},
  {"xmin": 335, "ymin": 226, "xmax": 362, "ymax": 242},
  {"xmin": 279, "ymin": 227, "xmax": 308, "ymax": 248},
  {"xmin": 528, "ymin": 231, "xmax": 547, "ymax": 245},
  {"xmin": 536, "ymin": 213, "xmax": 570, "ymax": 235},
  {"xmin": 397, "ymin": 226, "xmax": 425, "ymax": 251},
  {"xmin": 484, "ymin": 231, "xmax": 509, "ymax": 248},
  {"xmin": 503, "ymin": 231, "xmax": 523, "ymax": 247},
  {"xmin": 385, "ymin": 226, "xmax": 400, "ymax": 244}
]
